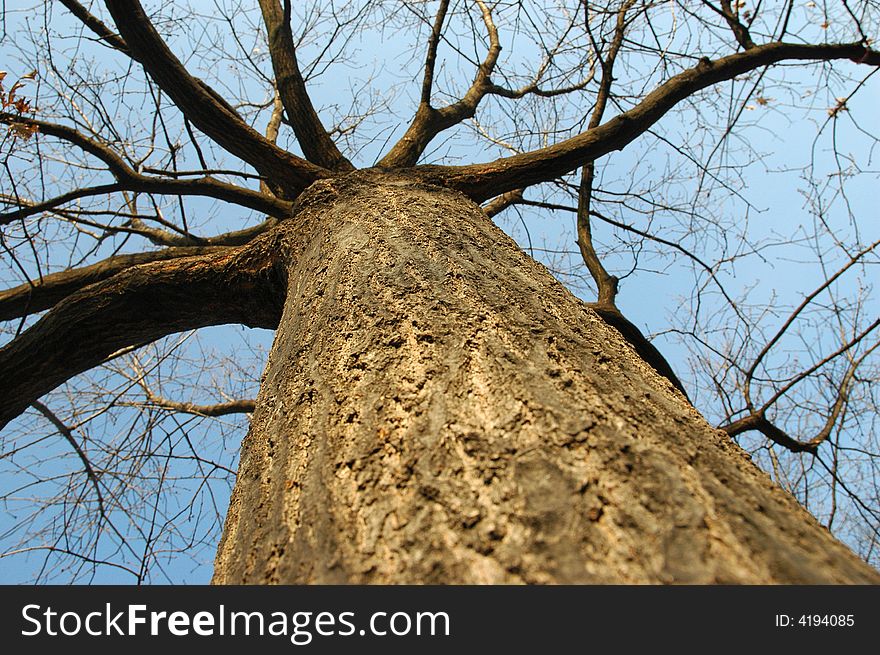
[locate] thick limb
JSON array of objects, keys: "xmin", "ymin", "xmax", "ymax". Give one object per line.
[{"xmin": 0, "ymin": 233, "xmax": 286, "ymax": 429}]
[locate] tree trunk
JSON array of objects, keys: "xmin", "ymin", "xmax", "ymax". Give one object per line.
[{"xmin": 212, "ymin": 171, "xmax": 879, "ymax": 584}]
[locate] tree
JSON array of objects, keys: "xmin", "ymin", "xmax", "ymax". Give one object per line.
[{"xmin": 0, "ymin": 0, "xmax": 878, "ymax": 583}]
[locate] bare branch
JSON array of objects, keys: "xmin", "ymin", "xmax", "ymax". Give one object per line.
[
  {"xmin": 378, "ymin": 0, "xmax": 503, "ymax": 167},
  {"xmin": 0, "ymin": 234, "xmax": 286, "ymax": 430},
  {"xmin": 58, "ymin": 0, "xmax": 130, "ymax": 55},
  {"xmin": 0, "ymin": 114, "xmax": 294, "ymax": 221},
  {"xmin": 0, "ymin": 182, "xmax": 123, "ymax": 225},
  {"xmin": 722, "ymin": 412, "xmax": 822, "ymax": 453},
  {"xmin": 140, "ymin": 394, "xmax": 256, "ymax": 417},
  {"xmin": 0, "ymin": 246, "xmax": 226, "ymax": 321},
  {"xmin": 258, "ymin": 0, "xmax": 353, "ymax": 171},
  {"xmin": 575, "ymin": 0, "xmax": 635, "ymax": 309},
  {"xmin": 60, "ymin": 0, "xmax": 250, "ymax": 120},
  {"xmin": 701, "ymin": 0, "xmax": 757, "ymax": 50},
  {"xmin": 128, "ymin": 217, "xmax": 279, "ymax": 248},
  {"xmin": 743, "ymin": 238, "xmax": 880, "ymax": 408},
  {"xmin": 481, "ymin": 188, "xmax": 523, "ymax": 217},
  {"xmin": 104, "ymin": 0, "xmax": 330, "ymax": 195},
  {"xmin": 577, "ymin": 169, "xmax": 619, "ymax": 306},
  {"xmin": 30, "ymin": 400, "xmax": 106, "ymax": 516},
  {"xmin": 0, "ymin": 546, "xmax": 139, "ymax": 577},
  {"xmin": 485, "ymin": 75, "xmax": 596, "ymax": 100},
  {"xmin": 723, "ymin": 321, "xmax": 880, "ymax": 454},
  {"xmin": 764, "ymin": 320, "xmax": 880, "ymax": 411},
  {"xmin": 420, "ymin": 0, "xmax": 452, "ymax": 106},
  {"xmin": 483, "ymin": 193, "xmax": 745, "ymax": 316},
  {"xmin": 0, "ymin": 112, "xmax": 128, "ymax": 171},
  {"xmin": 416, "ymin": 41, "xmax": 880, "ymax": 201}
]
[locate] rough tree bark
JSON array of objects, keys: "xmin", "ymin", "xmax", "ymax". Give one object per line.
[{"xmin": 211, "ymin": 172, "xmax": 879, "ymax": 584}]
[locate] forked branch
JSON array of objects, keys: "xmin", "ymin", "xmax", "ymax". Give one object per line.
[
  {"xmin": 378, "ymin": 0, "xmax": 502, "ymax": 167},
  {"xmin": 575, "ymin": 0, "xmax": 635, "ymax": 309},
  {"xmin": 0, "ymin": 114, "xmax": 294, "ymax": 222},
  {"xmin": 104, "ymin": 0, "xmax": 329, "ymax": 195},
  {"xmin": 724, "ymin": 322, "xmax": 880, "ymax": 453},
  {"xmin": 258, "ymin": 0, "xmax": 353, "ymax": 171},
  {"xmin": 417, "ymin": 41, "xmax": 880, "ymax": 201}
]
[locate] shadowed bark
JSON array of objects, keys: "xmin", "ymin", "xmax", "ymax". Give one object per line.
[
  {"xmin": 0, "ymin": 246, "xmax": 225, "ymax": 321},
  {"xmin": 0, "ymin": 236, "xmax": 285, "ymax": 430}
]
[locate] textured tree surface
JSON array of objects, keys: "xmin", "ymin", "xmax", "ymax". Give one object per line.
[{"xmin": 212, "ymin": 173, "xmax": 879, "ymax": 584}]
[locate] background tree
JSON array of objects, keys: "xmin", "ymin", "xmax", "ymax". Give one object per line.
[{"xmin": 0, "ymin": 0, "xmax": 878, "ymax": 583}]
